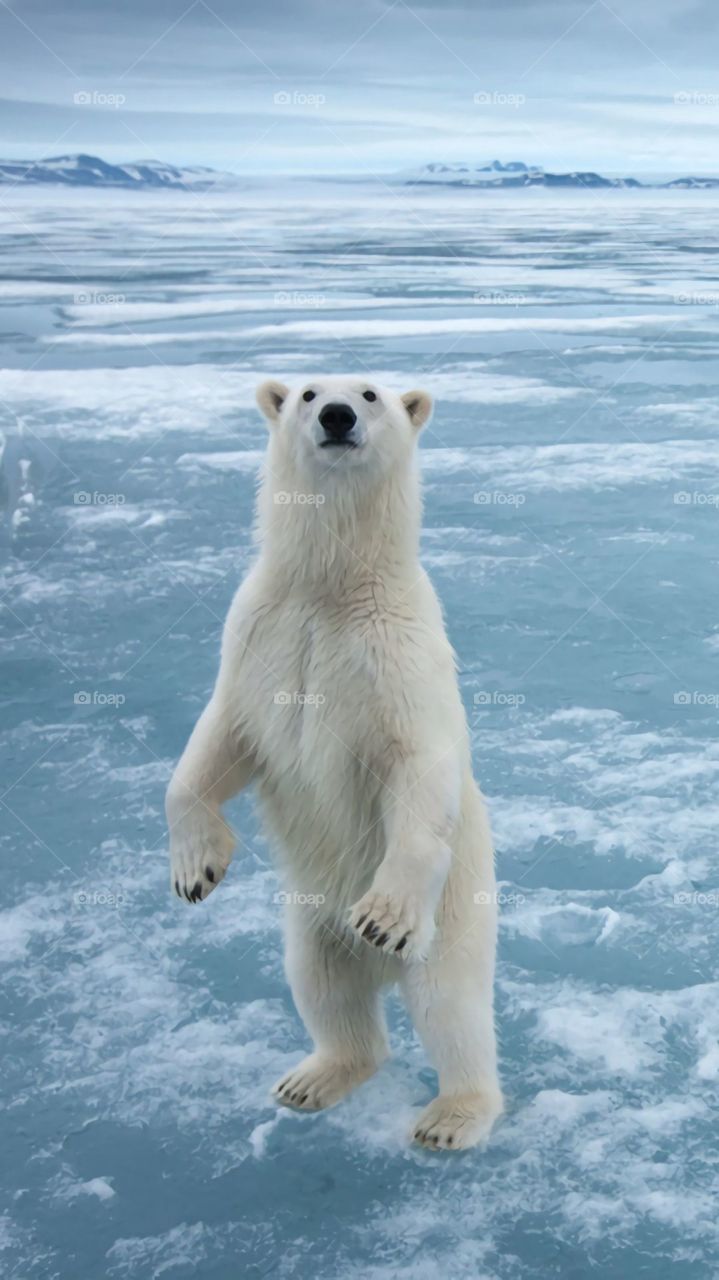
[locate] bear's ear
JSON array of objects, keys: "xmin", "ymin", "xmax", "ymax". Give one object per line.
[
  {"xmin": 256, "ymin": 380, "xmax": 290, "ymax": 423},
  {"xmin": 401, "ymin": 390, "xmax": 433, "ymax": 430}
]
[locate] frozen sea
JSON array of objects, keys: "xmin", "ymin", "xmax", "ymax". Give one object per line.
[{"xmin": 1, "ymin": 183, "xmax": 718, "ymax": 1279}]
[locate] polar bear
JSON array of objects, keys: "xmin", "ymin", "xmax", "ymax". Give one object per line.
[{"xmin": 166, "ymin": 376, "xmax": 502, "ymax": 1150}]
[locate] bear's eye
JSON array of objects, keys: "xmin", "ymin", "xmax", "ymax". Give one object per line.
[
  {"xmin": 363, "ymin": 390, "xmax": 377, "ymax": 402},
  {"xmin": 302, "ymin": 389, "xmax": 316, "ymax": 403}
]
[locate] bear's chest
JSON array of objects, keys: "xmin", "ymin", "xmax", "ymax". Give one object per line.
[{"xmin": 233, "ymin": 595, "xmax": 399, "ymax": 781}]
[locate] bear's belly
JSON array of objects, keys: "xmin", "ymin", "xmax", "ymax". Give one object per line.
[
  {"xmin": 256, "ymin": 761, "xmax": 386, "ymax": 908},
  {"xmin": 232, "ymin": 601, "xmax": 395, "ymax": 904},
  {"xmin": 254, "ymin": 690, "xmax": 390, "ymax": 905}
]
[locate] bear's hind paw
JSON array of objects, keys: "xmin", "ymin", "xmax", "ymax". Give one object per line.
[
  {"xmin": 413, "ymin": 1086, "xmax": 503, "ymax": 1151},
  {"xmin": 272, "ymin": 1053, "xmax": 378, "ymax": 1111}
]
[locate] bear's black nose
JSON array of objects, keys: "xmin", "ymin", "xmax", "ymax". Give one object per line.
[{"xmin": 319, "ymin": 402, "xmax": 357, "ymax": 443}]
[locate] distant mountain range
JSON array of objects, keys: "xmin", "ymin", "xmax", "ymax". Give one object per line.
[
  {"xmin": 401, "ymin": 160, "xmax": 719, "ymax": 189},
  {"xmin": 1, "ymin": 153, "xmax": 718, "ymax": 190},
  {"xmin": 0, "ymin": 154, "xmax": 238, "ymax": 189}
]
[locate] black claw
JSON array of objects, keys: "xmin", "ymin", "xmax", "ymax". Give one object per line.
[
  {"xmin": 375, "ymin": 932, "xmax": 389, "ymax": 947},
  {"xmin": 183, "ymin": 886, "xmax": 192, "ymax": 903},
  {"xmin": 395, "ymin": 935, "xmax": 408, "ymax": 952},
  {"xmin": 205, "ymin": 866, "xmax": 215, "ymax": 883},
  {"xmin": 362, "ymin": 921, "xmax": 379, "ymax": 940},
  {"xmin": 355, "ymin": 913, "xmax": 368, "ymax": 928},
  {"xmin": 299, "ymin": 1094, "xmax": 308, "ymax": 1105},
  {"xmin": 175, "ymin": 879, "xmax": 180, "ymax": 896},
  {"xmin": 447, "ymin": 1136, "xmax": 453, "ymax": 1146},
  {"xmin": 191, "ymin": 880, "xmax": 203, "ymax": 902}
]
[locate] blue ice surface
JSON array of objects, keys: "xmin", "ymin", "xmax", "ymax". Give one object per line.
[{"xmin": 1, "ymin": 183, "xmax": 718, "ymax": 1279}]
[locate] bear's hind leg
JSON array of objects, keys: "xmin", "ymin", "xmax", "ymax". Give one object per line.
[
  {"xmin": 273, "ymin": 907, "xmax": 389, "ymax": 1112},
  {"xmin": 401, "ymin": 922, "xmax": 503, "ymax": 1151}
]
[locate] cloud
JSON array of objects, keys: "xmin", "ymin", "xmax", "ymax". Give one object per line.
[{"xmin": 0, "ymin": 0, "xmax": 716, "ymax": 171}]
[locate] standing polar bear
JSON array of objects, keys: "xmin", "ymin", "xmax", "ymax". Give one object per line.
[{"xmin": 167, "ymin": 376, "xmax": 502, "ymax": 1150}]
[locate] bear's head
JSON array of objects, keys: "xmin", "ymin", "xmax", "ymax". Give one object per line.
[{"xmin": 255, "ymin": 376, "xmax": 432, "ymax": 481}]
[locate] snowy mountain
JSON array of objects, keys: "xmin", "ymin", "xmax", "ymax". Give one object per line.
[
  {"xmin": 663, "ymin": 174, "xmax": 719, "ymax": 188},
  {"xmin": 2, "ymin": 153, "xmax": 719, "ymax": 191},
  {"xmin": 0, "ymin": 154, "xmax": 239, "ymax": 189},
  {"xmin": 402, "ymin": 161, "xmax": 641, "ymax": 188},
  {"xmin": 401, "ymin": 160, "xmax": 719, "ymax": 189}
]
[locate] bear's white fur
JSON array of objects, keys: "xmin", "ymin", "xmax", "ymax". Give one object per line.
[{"xmin": 167, "ymin": 375, "xmax": 502, "ymax": 1149}]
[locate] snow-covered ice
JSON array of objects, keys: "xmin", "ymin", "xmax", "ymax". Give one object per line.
[{"xmin": 1, "ymin": 185, "xmax": 718, "ymax": 1279}]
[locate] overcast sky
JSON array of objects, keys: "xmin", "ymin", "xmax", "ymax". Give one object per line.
[{"xmin": 0, "ymin": 0, "xmax": 717, "ymax": 174}]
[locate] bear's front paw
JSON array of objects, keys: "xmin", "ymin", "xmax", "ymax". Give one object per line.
[
  {"xmin": 169, "ymin": 811, "xmax": 235, "ymax": 904},
  {"xmin": 348, "ymin": 888, "xmax": 435, "ymax": 961}
]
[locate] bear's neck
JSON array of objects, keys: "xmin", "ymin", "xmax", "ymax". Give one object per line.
[{"xmin": 256, "ymin": 456, "xmax": 422, "ymax": 594}]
